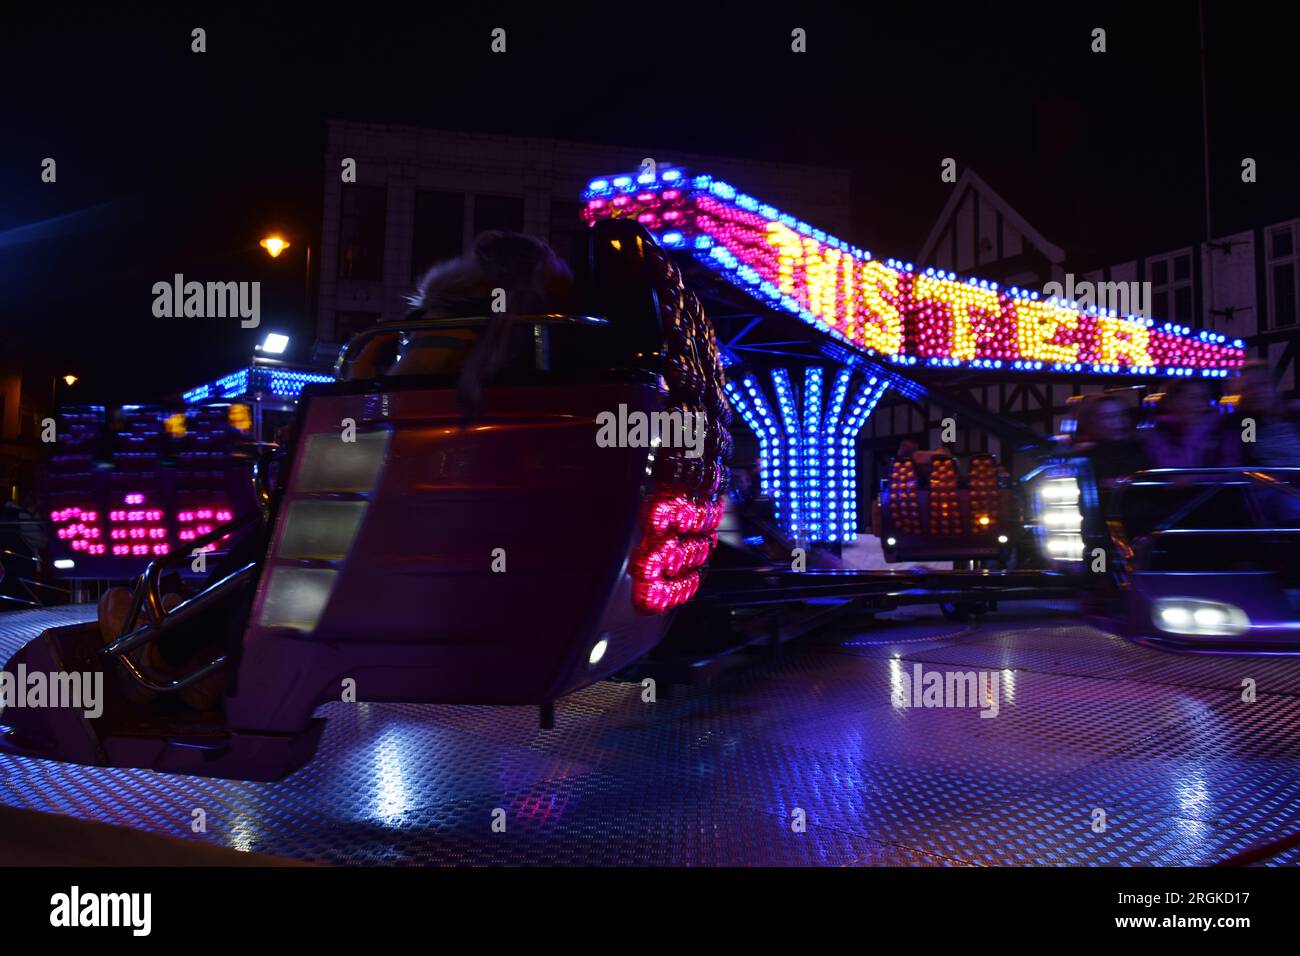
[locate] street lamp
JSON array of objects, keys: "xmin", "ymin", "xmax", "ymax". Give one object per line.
[
  {"xmin": 259, "ymin": 231, "xmax": 314, "ymax": 326},
  {"xmin": 259, "ymin": 235, "xmax": 290, "ymax": 258},
  {"xmin": 51, "ymin": 372, "xmax": 77, "ymax": 419}
]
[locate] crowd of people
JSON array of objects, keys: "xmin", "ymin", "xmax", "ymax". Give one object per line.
[{"xmin": 1073, "ymin": 366, "xmax": 1300, "ymax": 494}]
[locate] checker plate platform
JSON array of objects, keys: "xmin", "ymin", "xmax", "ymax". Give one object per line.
[{"xmin": 1, "ymin": 603, "xmax": 1297, "ymax": 866}]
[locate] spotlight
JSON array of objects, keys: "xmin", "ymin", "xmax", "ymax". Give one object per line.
[{"xmin": 259, "ymin": 333, "xmax": 290, "ymax": 355}]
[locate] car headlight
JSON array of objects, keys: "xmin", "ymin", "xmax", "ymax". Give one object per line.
[{"xmin": 1152, "ymin": 598, "xmax": 1249, "ymax": 637}]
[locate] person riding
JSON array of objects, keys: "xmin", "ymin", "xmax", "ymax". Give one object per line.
[
  {"xmin": 1235, "ymin": 363, "xmax": 1300, "ymax": 468},
  {"xmin": 1143, "ymin": 377, "xmax": 1241, "ymax": 470},
  {"xmin": 348, "ymin": 231, "xmax": 577, "ymax": 417},
  {"xmin": 1073, "ymin": 394, "xmax": 1149, "ymax": 494}
]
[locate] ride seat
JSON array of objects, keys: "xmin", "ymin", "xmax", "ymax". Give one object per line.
[
  {"xmin": 927, "ymin": 456, "xmax": 961, "ymax": 535},
  {"xmin": 887, "ymin": 457, "xmax": 922, "ymax": 534},
  {"xmin": 967, "ymin": 453, "xmax": 1001, "ymax": 533}
]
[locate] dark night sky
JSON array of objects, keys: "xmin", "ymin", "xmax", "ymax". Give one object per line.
[{"xmin": 3, "ymin": 1, "xmax": 1298, "ymax": 403}]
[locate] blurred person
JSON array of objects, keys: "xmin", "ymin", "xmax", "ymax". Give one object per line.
[
  {"xmin": 1073, "ymin": 394, "xmax": 1149, "ymax": 492},
  {"xmin": 1234, "ymin": 365, "xmax": 1300, "ymax": 525},
  {"xmin": 1143, "ymin": 378, "xmax": 1241, "ymax": 469},
  {"xmin": 1073, "ymin": 398, "xmax": 1150, "ymax": 581},
  {"xmin": 1236, "ymin": 364, "xmax": 1300, "ymax": 468},
  {"xmin": 728, "ymin": 465, "xmax": 758, "ymax": 509},
  {"xmin": 344, "ymin": 231, "xmax": 576, "ymax": 410},
  {"xmin": 912, "ymin": 444, "xmax": 955, "ymax": 469},
  {"xmin": 392, "ymin": 231, "xmax": 576, "ymax": 416}
]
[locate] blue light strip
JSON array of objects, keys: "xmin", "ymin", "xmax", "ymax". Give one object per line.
[
  {"xmin": 584, "ymin": 168, "xmax": 1245, "ymax": 378},
  {"xmin": 723, "ymin": 379, "xmax": 771, "ymax": 499},
  {"xmin": 802, "ymin": 367, "xmax": 824, "ymax": 540},
  {"xmin": 182, "ymin": 367, "xmax": 335, "ymax": 405},
  {"xmin": 726, "ymin": 367, "xmax": 889, "ymax": 544},
  {"xmin": 837, "ymin": 378, "xmax": 890, "ymax": 541},
  {"xmin": 821, "ymin": 368, "xmax": 852, "ymax": 538},
  {"xmin": 771, "ymin": 368, "xmax": 801, "ymax": 536}
]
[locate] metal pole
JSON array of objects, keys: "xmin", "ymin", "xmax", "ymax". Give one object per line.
[{"xmin": 304, "ymin": 243, "xmax": 313, "ymax": 329}]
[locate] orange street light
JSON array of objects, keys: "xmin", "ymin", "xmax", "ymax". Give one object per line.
[
  {"xmin": 259, "ymin": 235, "xmax": 290, "ymax": 258},
  {"xmin": 63, "ymin": 374, "xmax": 78, "ymax": 387}
]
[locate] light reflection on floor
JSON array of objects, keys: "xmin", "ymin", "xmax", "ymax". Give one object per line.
[{"xmin": 0, "ymin": 601, "xmax": 1298, "ymax": 865}]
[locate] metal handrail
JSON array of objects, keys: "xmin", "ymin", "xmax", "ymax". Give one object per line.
[
  {"xmin": 103, "ymin": 562, "xmax": 257, "ymax": 693},
  {"xmin": 1241, "ymin": 469, "xmax": 1300, "ymax": 502},
  {"xmin": 100, "ymin": 510, "xmax": 262, "ymax": 694},
  {"xmin": 1111, "ymin": 466, "xmax": 1300, "ymax": 540},
  {"xmin": 1124, "ymin": 466, "xmax": 1300, "ymax": 479},
  {"xmin": 334, "ymin": 313, "xmax": 609, "ymax": 380}
]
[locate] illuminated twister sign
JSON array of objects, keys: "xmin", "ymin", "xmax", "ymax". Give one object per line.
[{"xmin": 582, "ymin": 169, "xmax": 1246, "ymax": 377}]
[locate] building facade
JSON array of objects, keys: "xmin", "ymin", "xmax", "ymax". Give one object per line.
[
  {"xmin": 862, "ymin": 169, "xmax": 1300, "ymax": 484},
  {"xmin": 315, "ymin": 120, "xmax": 853, "ymax": 345},
  {"xmin": 0, "ymin": 358, "xmax": 59, "ymax": 504},
  {"xmin": 1083, "ymin": 222, "xmax": 1300, "ymax": 396}
]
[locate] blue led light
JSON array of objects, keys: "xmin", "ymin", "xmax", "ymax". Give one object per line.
[
  {"xmin": 725, "ymin": 367, "xmax": 888, "ymax": 544},
  {"xmin": 182, "ymin": 367, "xmax": 334, "ymax": 405}
]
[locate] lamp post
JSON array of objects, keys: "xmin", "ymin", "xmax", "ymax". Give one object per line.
[
  {"xmin": 260, "ymin": 232, "xmax": 313, "ymax": 327},
  {"xmin": 51, "ymin": 372, "xmax": 77, "ymax": 416}
]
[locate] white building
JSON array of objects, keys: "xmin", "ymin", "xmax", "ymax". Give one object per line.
[{"xmin": 314, "ymin": 120, "xmax": 852, "ymax": 345}]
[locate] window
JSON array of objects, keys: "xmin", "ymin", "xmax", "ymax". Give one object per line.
[
  {"xmin": 472, "ymin": 195, "xmax": 524, "ymax": 236},
  {"xmin": 1147, "ymin": 250, "xmax": 1194, "ymax": 324},
  {"xmin": 412, "ymin": 191, "xmax": 465, "ymax": 279},
  {"xmin": 1267, "ymin": 222, "xmax": 1299, "ymax": 329},
  {"xmin": 549, "ymin": 200, "xmax": 587, "ymax": 272},
  {"xmin": 338, "ymin": 186, "xmax": 387, "ymax": 281}
]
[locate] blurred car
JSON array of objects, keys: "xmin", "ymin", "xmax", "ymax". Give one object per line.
[{"xmin": 1025, "ymin": 463, "xmax": 1300, "ymax": 651}]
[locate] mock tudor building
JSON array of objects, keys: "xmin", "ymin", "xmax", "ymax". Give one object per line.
[{"xmin": 859, "ymin": 167, "xmax": 1300, "ymax": 483}]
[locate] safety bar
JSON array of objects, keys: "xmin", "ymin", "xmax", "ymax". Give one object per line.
[
  {"xmin": 103, "ymin": 562, "xmax": 257, "ymax": 693},
  {"xmin": 1112, "ymin": 466, "xmax": 1300, "ymax": 535},
  {"xmin": 99, "ymin": 509, "xmax": 262, "ymax": 694},
  {"xmin": 334, "ymin": 313, "xmax": 609, "ymax": 380},
  {"xmin": 1241, "ymin": 469, "xmax": 1300, "ymax": 501},
  {"xmin": 1122, "ymin": 466, "xmax": 1300, "ymax": 481}
]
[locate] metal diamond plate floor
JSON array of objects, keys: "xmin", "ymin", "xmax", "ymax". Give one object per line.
[{"xmin": 1, "ymin": 601, "xmax": 1297, "ymax": 866}]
